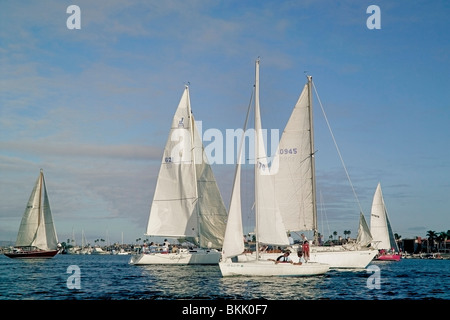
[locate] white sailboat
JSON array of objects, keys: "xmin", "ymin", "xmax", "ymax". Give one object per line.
[
  {"xmin": 219, "ymin": 59, "xmax": 330, "ymax": 277},
  {"xmin": 370, "ymin": 182, "xmax": 401, "ymax": 261},
  {"xmin": 236, "ymin": 69, "xmax": 378, "ymax": 269},
  {"xmin": 130, "ymin": 85, "xmax": 228, "ymax": 265},
  {"xmin": 4, "ymin": 169, "xmax": 60, "ymax": 259}
]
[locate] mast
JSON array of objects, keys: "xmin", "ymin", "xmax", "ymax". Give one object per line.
[
  {"xmin": 38, "ymin": 169, "xmax": 43, "ymax": 229},
  {"xmin": 307, "ymin": 76, "xmax": 319, "ymax": 244},
  {"xmin": 187, "ymin": 85, "xmax": 201, "ymax": 245},
  {"xmin": 254, "ymin": 58, "xmax": 260, "ymax": 259}
]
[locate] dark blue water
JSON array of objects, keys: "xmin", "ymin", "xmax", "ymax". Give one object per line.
[{"xmin": 0, "ymin": 254, "xmax": 448, "ymax": 301}]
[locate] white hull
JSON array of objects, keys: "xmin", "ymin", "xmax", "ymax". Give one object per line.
[
  {"xmin": 237, "ymin": 245, "xmax": 377, "ymax": 269},
  {"xmin": 129, "ymin": 248, "xmax": 221, "ymax": 265},
  {"xmin": 309, "ymin": 247, "xmax": 378, "ymax": 269},
  {"xmin": 219, "ymin": 259, "xmax": 329, "ymax": 277}
]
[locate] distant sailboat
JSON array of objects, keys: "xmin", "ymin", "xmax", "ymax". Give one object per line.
[
  {"xmin": 219, "ymin": 59, "xmax": 330, "ymax": 277},
  {"xmin": 235, "ymin": 70, "xmax": 377, "ymax": 269},
  {"xmin": 130, "ymin": 85, "xmax": 228, "ymax": 265},
  {"xmin": 370, "ymin": 182, "xmax": 401, "ymax": 261},
  {"xmin": 4, "ymin": 169, "xmax": 60, "ymax": 259}
]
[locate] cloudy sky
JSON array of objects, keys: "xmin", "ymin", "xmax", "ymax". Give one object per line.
[{"xmin": 1, "ymin": 1, "xmax": 449, "ymax": 245}]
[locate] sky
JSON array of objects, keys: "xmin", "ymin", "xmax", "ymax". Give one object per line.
[{"xmin": 1, "ymin": 0, "xmax": 449, "ymax": 246}]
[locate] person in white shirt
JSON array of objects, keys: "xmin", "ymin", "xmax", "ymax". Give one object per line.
[
  {"xmin": 269, "ymin": 250, "xmax": 293, "ymax": 264},
  {"xmin": 162, "ymin": 239, "xmax": 170, "ymax": 252},
  {"xmin": 288, "ymin": 233, "xmax": 294, "ymax": 245},
  {"xmin": 294, "ymin": 251, "xmax": 306, "ymax": 265}
]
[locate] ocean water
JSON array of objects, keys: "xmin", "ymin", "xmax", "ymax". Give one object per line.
[
  {"xmin": 0, "ymin": 255, "xmax": 450, "ymax": 320},
  {"xmin": 0, "ymin": 254, "xmax": 448, "ymax": 316}
]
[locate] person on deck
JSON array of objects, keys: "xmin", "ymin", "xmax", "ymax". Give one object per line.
[
  {"xmin": 302, "ymin": 240, "xmax": 310, "ymax": 261},
  {"xmin": 288, "ymin": 233, "xmax": 294, "ymax": 245},
  {"xmin": 269, "ymin": 250, "xmax": 293, "ymax": 264},
  {"xmin": 294, "ymin": 251, "xmax": 306, "ymax": 265}
]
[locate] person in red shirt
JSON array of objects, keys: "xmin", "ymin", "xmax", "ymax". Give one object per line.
[{"xmin": 302, "ymin": 240, "xmax": 310, "ymax": 262}]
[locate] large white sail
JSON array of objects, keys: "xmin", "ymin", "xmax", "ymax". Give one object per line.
[
  {"xmin": 145, "ymin": 86, "xmax": 227, "ymax": 249},
  {"xmin": 254, "ymin": 59, "xmax": 290, "ymax": 246},
  {"xmin": 221, "ymin": 137, "xmax": 245, "ymax": 259},
  {"xmin": 192, "ymin": 115, "xmax": 228, "ymax": 249},
  {"xmin": 370, "ymin": 182, "xmax": 399, "ymax": 251},
  {"xmin": 15, "ymin": 170, "xmax": 58, "ymax": 251},
  {"xmin": 356, "ymin": 212, "xmax": 372, "ymax": 247},
  {"xmin": 146, "ymin": 86, "xmax": 197, "ymax": 238},
  {"xmin": 221, "ymin": 88, "xmax": 253, "ymax": 260},
  {"xmin": 272, "ymin": 80, "xmax": 316, "ymax": 232}
]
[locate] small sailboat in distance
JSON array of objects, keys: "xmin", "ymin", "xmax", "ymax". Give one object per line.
[
  {"xmin": 370, "ymin": 182, "xmax": 402, "ymax": 261},
  {"xmin": 4, "ymin": 169, "xmax": 60, "ymax": 259}
]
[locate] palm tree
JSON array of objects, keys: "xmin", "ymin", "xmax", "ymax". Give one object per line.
[
  {"xmin": 437, "ymin": 231, "xmax": 449, "ymax": 252},
  {"xmin": 394, "ymin": 233, "xmax": 402, "ymax": 251},
  {"xmin": 333, "ymin": 231, "xmax": 337, "ymax": 241},
  {"xmin": 343, "ymin": 230, "xmax": 351, "ymax": 241},
  {"xmin": 426, "ymin": 230, "xmax": 437, "ymax": 253}
]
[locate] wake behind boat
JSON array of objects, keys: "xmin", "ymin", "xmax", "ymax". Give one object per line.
[
  {"xmin": 4, "ymin": 169, "xmax": 60, "ymax": 259},
  {"xmin": 130, "ymin": 85, "xmax": 227, "ymax": 265}
]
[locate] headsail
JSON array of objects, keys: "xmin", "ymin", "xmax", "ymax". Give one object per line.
[
  {"xmin": 192, "ymin": 114, "xmax": 228, "ymax": 248},
  {"xmin": 221, "ymin": 109, "xmax": 249, "ymax": 259},
  {"xmin": 356, "ymin": 212, "xmax": 372, "ymax": 247}
]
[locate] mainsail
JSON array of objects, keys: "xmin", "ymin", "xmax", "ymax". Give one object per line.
[
  {"xmin": 145, "ymin": 86, "xmax": 227, "ymax": 249},
  {"xmin": 15, "ymin": 169, "xmax": 58, "ymax": 251},
  {"xmin": 272, "ymin": 78, "xmax": 316, "ymax": 233},
  {"xmin": 254, "ymin": 59, "xmax": 290, "ymax": 247}
]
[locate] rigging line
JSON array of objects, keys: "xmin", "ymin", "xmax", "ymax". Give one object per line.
[{"xmin": 312, "ymin": 81, "xmax": 364, "ymax": 215}]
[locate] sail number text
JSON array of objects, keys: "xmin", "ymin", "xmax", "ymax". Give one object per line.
[{"xmin": 278, "ymin": 148, "xmax": 297, "ymax": 155}]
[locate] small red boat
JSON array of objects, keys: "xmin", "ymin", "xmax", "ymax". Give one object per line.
[{"xmin": 375, "ymin": 253, "xmax": 401, "ymax": 261}]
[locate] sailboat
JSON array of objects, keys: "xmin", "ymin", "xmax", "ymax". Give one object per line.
[
  {"xmin": 370, "ymin": 182, "xmax": 401, "ymax": 261},
  {"xmin": 219, "ymin": 59, "xmax": 330, "ymax": 277},
  {"xmin": 129, "ymin": 85, "xmax": 228, "ymax": 265},
  {"xmin": 235, "ymin": 67, "xmax": 378, "ymax": 269},
  {"xmin": 4, "ymin": 169, "xmax": 60, "ymax": 259}
]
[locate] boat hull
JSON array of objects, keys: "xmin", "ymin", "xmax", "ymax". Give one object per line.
[
  {"xmin": 237, "ymin": 246, "xmax": 378, "ymax": 269},
  {"xmin": 309, "ymin": 246, "xmax": 378, "ymax": 268},
  {"xmin": 129, "ymin": 248, "xmax": 221, "ymax": 265},
  {"xmin": 4, "ymin": 249, "xmax": 59, "ymax": 259},
  {"xmin": 219, "ymin": 259, "xmax": 330, "ymax": 277},
  {"xmin": 375, "ymin": 254, "xmax": 401, "ymax": 261}
]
